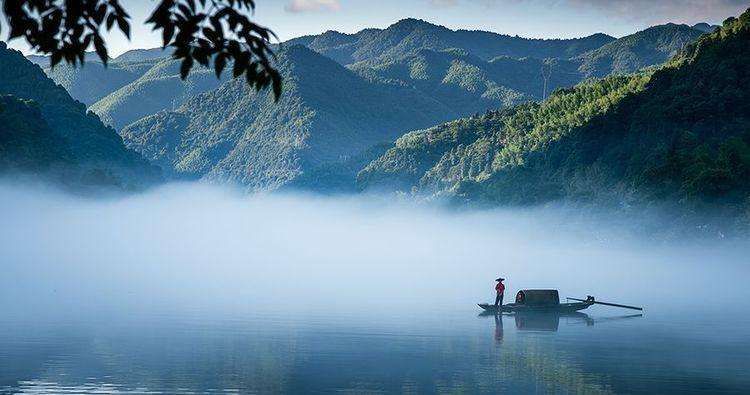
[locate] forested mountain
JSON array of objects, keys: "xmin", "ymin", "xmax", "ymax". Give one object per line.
[
  {"xmin": 29, "ymin": 49, "xmax": 178, "ymax": 126},
  {"xmin": 0, "ymin": 43, "xmax": 159, "ymax": 188},
  {"xmin": 38, "ymin": 18, "xmax": 612, "ymax": 130},
  {"xmin": 576, "ymin": 23, "xmax": 706, "ymax": 77},
  {"xmin": 45, "ymin": 60, "xmax": 155, "ymax": 105},
  {"xmin": 691, "ymin": 23, "xmax": 720, "ymax": 33},
  {"xmin": 89, "ymin": 57, "xmax": 226, "ymax": 130},
  {"xmin": 111, "ymin": 18, "xmax": 711, "ymax": 191},
  {"xmin": 292, "ymin": 19, "xmax": 707, "ymax": 104},
  {"xmin": 0, "ymin": 95, "xmax": 71, "ymax": 172},
  {"xmin": 23, "ymin": 18, "xmax": 706, "ymax": 135},
  {"xmin": 113, "ymin": 48, "xmax": 174, "ymax": 63},
  {"xmin": 350, "ymin": 48, "xmax": 581, "ymax": 110},
  {"xmin": 359, "ymin": 10, "xmax": 750, "ymax": 228},
  {"xmin": 29, "ymin": 49, "xmax": 175, "ymax": 106},
  {"xmin": 8, "ymin": 17, "xmax": 713, "ymax": 193},
  {"xmin": 119, "ymin": 46, "xmax": 460, "ymax": 189},
  {"xmin": 287, "ymin": 18, "xmax": 615, "ymax": 65}
]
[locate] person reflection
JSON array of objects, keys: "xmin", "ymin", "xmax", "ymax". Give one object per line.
[{"xmin": 494, "ymin": 313, "xmax": 504, "ymax": 345}]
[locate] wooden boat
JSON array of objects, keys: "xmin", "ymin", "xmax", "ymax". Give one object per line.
[
  {"xmin": 478, "ymin": 301, "xmax": 592, "ymax": 313},
  {"xmin": 478, "ymin": 290, "xmax": 642, "ymax": 313}
]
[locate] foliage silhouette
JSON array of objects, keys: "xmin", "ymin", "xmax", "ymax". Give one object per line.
[{"xmin": 2, "ymin": 0, "xmax": 280, "ymax": 98}]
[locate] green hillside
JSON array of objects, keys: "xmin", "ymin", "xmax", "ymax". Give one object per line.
[
  {"xmin": 76, "ymin": 19, "xmax": 612, "ymax": 133},
  {"xmin": 29, "ymin": 48, "xmax": 173, "ymax": 107},
  {"xmin": 120, "ymin": 45, "xmax": 460, "ymax": 190},
  {"xmin": 90, "ymin": 57, "xmax": 225, "ymax": 130},
  {"xmin": 351, "ymin": 47, "xmax": 583, "ymax": 107},
  {"xmin": 576, "ymin": 23, "xmax": 706, "ymax": 78},
  {"xmin": 113, "ymin": 47, "xmax": 174, "ymax": 63},
  {"xmin": 0, "ymin": 95, "xmax": 71, "ymax": 172},
  {"xmin": 122, "ymin": 19, "xmax": 702, "ymax": 193},
  {"xmin": 289, "ymin": 19, "xmax": 705, "ymax": 84},
  {"xmin": 0, "ymin": 43, "xmax": 159, "ymax": 188},
  {"xmin": 285, "ymin": 20, "xmax": 706, "ymax": 132},
  {"xmin": 691, "ymin": 23, "xmax": 720, "ymax": 33},
  {"xmin": 287, "ymin": 18, "xmax": 615, "ymax": 65},
  {"xmin": 25, "ymin": 48, "xmax": 217, "ymax": 131},
  {"xmin": 282, "ymin": 142, "xmax": 391, "ymax": 194},
  {"xmin": 358, "ymin": 10, "xmax": 750, "ymax": 227},
  {"xmin": 9, "ymin": 18, "xmax": 710, "ymax": 193},
  {"xmin": 45, "ymin": 60, "xmax": 155, "ymax": 105}
]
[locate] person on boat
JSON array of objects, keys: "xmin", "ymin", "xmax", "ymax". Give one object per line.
[{"xmin": 494, "ymin": 278, "xmax": 505, "ymax": 307}]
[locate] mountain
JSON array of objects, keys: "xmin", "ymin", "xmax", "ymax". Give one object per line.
[
  {"xmin": 289, "ymin": 20, "xmax": 706, "ymax": 110},
  {"xmin": 62, "ymin": 20, "xmax": 614, "ymax": 132},
  {"xmin": 119, "ymin": 45, "xmax": 460, "ymax": 190},
  {"xmin": 282, "ymin": 142, "xmax": 391, "ymax": 194},
  {"xmin": 0, "ymin": 95, "xmax": 72, "ymax": 173},
  {"xmin": 287, "ymin": 18, "xmax": 615, "ymax": 66},
  {"xmin": 45, "ymin": 60, "xmax": 155, "ymax": 105},
  {"xmin": 28, "ymin": 48, "xmax": 173, "ymax": 107},
  {"xmin": 358, "ymin": 74, "xmax": 650, "ymax": 194},
  {"xmin": 358, "ymin": 10, "xmax": 750, "ymax": 228},
  {"xmin": 29, "ymin": 19, "xmax": 703, "ymax": 136},
  {"xmin": 25, "ymin": 54, "xmax": 50, "ymax": 67},
  {"xmin": 26, "ymin": 51, "xmax": 219, "ymax": 132},
  {"xmin": 98, "ymin": 17, "xmax": 608, "ymax": 131},
  {"xmin": 691, "ymin": 23, "xmax": 720, "ymax": 33},
  {"xmin": 25, "ymin": 51, "xmax": 101, "ymax": 68},
  {"xmin": 351, "ymin": 47, "xmax": 582, "ymax": 108},
  {"xmin": 110, "ymin": 19, "xmax": 706, "ymax": 191},
  {"xmin": 89, "ymin": 57, "xmax": 225, "ymax": 130},
  {"xmin": 576, "ymin": 23, "xmax": 706, "ymax": 78},
  {"xmin": 8, "ymin": 18, "xmax": 711, "ymax": 193},
  {"xmin": 0, "ymin": 42, "xmax": 159, "ymax": 188},
  {"xmin": 113, "ymin": 47, "xmax": 174, "ymax": 63}
]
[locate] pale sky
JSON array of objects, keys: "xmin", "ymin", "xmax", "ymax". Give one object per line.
[{"xmin": 4, "ymin": 0, "xmax": 750, "ymax": 56}]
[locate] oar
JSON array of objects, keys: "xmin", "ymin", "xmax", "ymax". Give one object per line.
[{"xmin": 567, "ymin": 297, "xmax": 643, "ymax": 311}]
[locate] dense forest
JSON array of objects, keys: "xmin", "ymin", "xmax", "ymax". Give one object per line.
[
  {"xmin": 359, "ymin": 10, "xmax": 750, "ymax": 232},
  {"xmin": 119, "ymin": 45, "xmax": 468, "ymax": 189},
  {"xmin": 0, "ymin": 43, "xmax": 159, "ymax": 189}
]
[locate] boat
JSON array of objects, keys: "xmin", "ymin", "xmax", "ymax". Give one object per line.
[{"xmin": 478, "ymin": 290, "xmax": 642, "ymax": 313}]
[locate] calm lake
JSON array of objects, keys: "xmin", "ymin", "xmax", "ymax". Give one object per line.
[{"xmin": 1, "ymin": 184, "xmax": 749, "ymax": 394}]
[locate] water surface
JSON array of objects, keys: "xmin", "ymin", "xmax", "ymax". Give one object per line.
[{"xmin": 1, "ymin": 183, "xmax": 748, "ymax": 394}]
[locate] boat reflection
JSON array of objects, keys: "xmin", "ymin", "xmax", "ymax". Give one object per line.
[
  {"xmin": 494, "ymin": 313, "xmax": 504, "ymax": 343},
  {"xmin": 480, "ymin": 311, "xmax": 643, "ymax": 333}
]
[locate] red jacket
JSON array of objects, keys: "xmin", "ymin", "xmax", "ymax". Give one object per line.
[{"xmin": 495, "ymin": 282, "xmax": 505, "ymax": 294}]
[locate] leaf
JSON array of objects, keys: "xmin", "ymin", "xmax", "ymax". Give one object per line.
[
  {"xmin": 93, "ymin": 35, "xmax": 108, "ymax": 66},
  {"xmin": 106, "ymin": 13, "xmax": 116, "ymax": 30},
  {"xmin": 95, "ymin": 4, "xmax": 107, "ymax": 24},
  {"xmin": 6, "ymin": 0, "xmax": 283, "ymax": 97},
  {"xmin": 180, "ymin": 56, "xmax": 194, "ymax": 79},
  {"xmin": 272, "ymin": 72, "xmax": 282, "ymax": 101},
  {"xmin": 116, "ymin": 16, "xmax": 130, "ymax": 39},
  {"xmin": 162, "ymin": 24, "xmax": 175, "ymax": 46},
  {"xmin": 214, "ymin": 53, "xmax": 227, "ymax": 78},
  {"xmin": 50, "ymin": 51, "xmax": 62, "ymax": 68}
]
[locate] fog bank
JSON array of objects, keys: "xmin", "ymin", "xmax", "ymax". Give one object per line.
[{"xmin": 1, "ymin": 182, "xmax": 748, "ymax": 319}]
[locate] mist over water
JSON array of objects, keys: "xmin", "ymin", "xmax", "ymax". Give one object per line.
[
  {"xmin": 1, "ymin": 181, "xmax": 749, "ymax": 394},
  {"xmin": 2, "ymin": 181, "xmax": 747, "ymax": 313}
]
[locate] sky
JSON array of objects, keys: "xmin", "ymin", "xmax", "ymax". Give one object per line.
[{"xmin": 3, "ymin": 0, "xmax": 750, "ymax": 56}]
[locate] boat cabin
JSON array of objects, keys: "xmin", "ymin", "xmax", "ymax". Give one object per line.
[{"xmin": 515, "ymin": 289, "xmax": 560, "ymax": 306}]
